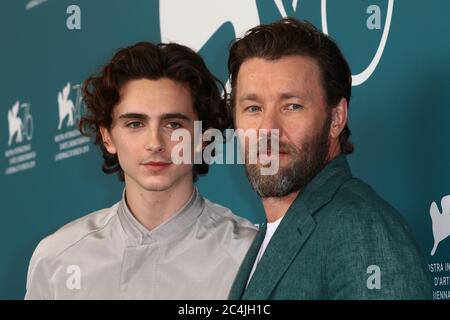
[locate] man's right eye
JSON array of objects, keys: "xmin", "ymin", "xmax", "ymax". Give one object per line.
[
  {"xmin": 126, "ymin": 121, "xmax": 143, "ymax": 129},
  {"xmin": 245, "ymin": 105, "xmax": 262, "ymax": 113}
]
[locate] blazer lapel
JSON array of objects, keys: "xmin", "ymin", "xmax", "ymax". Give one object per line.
[
  {"xmin": 242, "ymin": 202, "xmax": 317, "ymax": 299},
  {"xmin": 242, "ymin": 155, "xmax": 353, "ymax": 299},
  {"xmin": 228, "ymin": 223, "xmax": 267, "ymax": 299}
]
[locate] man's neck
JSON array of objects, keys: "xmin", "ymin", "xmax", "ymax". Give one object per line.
[
  {"xmin": 262, "ymin": 191, "xmax": 300, "ymax": 223},
  {"xmin": 124, "ymin": 178, "xmax": 195, "ymax": 231}
]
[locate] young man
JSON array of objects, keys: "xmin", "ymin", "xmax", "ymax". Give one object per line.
[
  {"xmin": 25, "ymin": 42, "xmax": 257, "ymax": 299},
  {"xmin": 227, "ymin": 18, "xmax": 431, "ymax": 299}
]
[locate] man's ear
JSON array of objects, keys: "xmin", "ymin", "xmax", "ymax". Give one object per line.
[
  {"xmin": 329, "ymin": 98, "xmax": 348, "ymax": 139},
  {"xmin": 99, "ymin": 126, "xmax": 117, "ymax": 154}
]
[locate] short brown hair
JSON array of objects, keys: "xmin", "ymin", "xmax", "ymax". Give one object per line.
[
  {"xmin": 228, "ymin": 18, "xmax": 354, "ymax": 154},
  {"xmin": 79, "ymin": 42, "xmax": 229, "ymax": 181}
]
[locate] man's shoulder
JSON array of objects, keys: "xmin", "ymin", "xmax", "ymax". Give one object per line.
[
  {"xmin": 330, "ymin": 177, "xmax": 406, "ymax": 225},
  {"xmin": 199, "ymin": 197, "xmax": 258, "ymax": 263},
  {"xmin": 200, "ymin": 197, "xmax": 258, "ymax": 239},
  {"xmin": 319, "ymin": 176, "xmax": 425, "ymax": 256},
  {"xmin": 203, "ymin": 197, "xmax": 257, "ymax": 227},
  {"xmin": 31, "ymin": 202, "xmax": 120, "ymax": 261},
  {"xmin": 313, "ymin": 178, "xmax": 431, "ymax": 299}
]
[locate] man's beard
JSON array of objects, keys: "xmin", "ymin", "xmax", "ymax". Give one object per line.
[{"xmin": 244, "ymin": 116, "xmax": 331, "ymax": 198}]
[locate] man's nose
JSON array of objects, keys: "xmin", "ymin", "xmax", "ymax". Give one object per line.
[
  {"xmin": 258, "ymin": 107, "xmax": 282, "ymax": 136},
  {"xmin": 144, "ymin": 128, "xmax": 165, "ymax": 153}
]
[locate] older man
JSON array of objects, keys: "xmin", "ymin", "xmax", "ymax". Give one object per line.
[{"xmin": 228, "ymin": 18, "xmax": 431, "ymax": 299}]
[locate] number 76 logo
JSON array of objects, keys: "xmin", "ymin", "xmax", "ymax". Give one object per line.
[{"xmin": 7, "ymin": 101, "xmax": 33, "ymax": 146}]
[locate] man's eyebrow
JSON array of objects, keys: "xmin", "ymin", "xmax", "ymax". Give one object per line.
[
  {"xmin": 238, "ymin": 94, "xmax": 259, "ymax": 102},
  {"xmin": 278, "ymin": 92, "xmax": 307, "ymax": 100},
  {"xmin": 117, "ymin": 113, "xmax": 148, "ymax": 120},
  {"xmin": 159, "ymin": 112, "xmax": 192, "ymax": 121},
  {"xmin": 117, "ymin": 112, "xmax": 192, "ymax": 121},
  {"xmin": 238, "ymin": 92, "xmax": 308, "ymax": 102}
]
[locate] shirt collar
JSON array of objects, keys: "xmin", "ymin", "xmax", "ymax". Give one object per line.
[{"xmin": 117, "ymin": 187, "xmax": 204, "ymax": 245}]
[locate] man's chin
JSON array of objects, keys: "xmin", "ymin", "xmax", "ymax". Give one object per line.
[
  {"xmin": 256, "ymin": 152, "xmax": 290, "ymax": 163},
  {"xmin": 246, "ymin": 159, "xmax": 291, "ymax": 174},
  {"xmin": 139, "ymin": 178, "xmax": 174, "ymax": 192},
  {"xmin": 142, "ymin": 185, "xmax": 172, "ymax": 192},
  {"xmin": 245, "ymin": 161, "xmax": 307, "ymax": 198}
]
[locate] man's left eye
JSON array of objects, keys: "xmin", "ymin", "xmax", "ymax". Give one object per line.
[
  {"xmin": 166, "ymin": 122, "xmax": 182, "ymax": 129},
  {"xmin": 286, "ymin": 104, "xmax": 303, "ymax": 111}
]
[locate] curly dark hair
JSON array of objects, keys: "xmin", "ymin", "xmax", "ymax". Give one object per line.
[
  {"xmin": 228, "ymin": 17, "xmax": 354, "ymax": 154},
  {"xmin": 79, "ymin": 42, "xmax": 229, "ymax": 182}
]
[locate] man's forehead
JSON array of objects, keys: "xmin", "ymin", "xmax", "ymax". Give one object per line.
[
  {"xmin": 235, "ymin": 56, "xmax": 322, "ymax": 100},
  {"xmin": 117, "ymin": 78, "xmax": 193, "ymax": 105},
  {"xmin": 238, "ymin": 55, "xmax": 320, "ymax": 76},
  {"xmin": 113, "ymin": 80, "xmax": 196, "ymax": 119},
  {"xmin": 112, "ymin": 97, "xmax": 196, "ymax": 120},
  {"xmin": 119, "ymin": 77, "xmax": 190, "ymax": 94}
]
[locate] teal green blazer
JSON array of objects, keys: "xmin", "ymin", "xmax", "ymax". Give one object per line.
[{"xmin": 229, "ymin": 155, "xmax": 431, "ymax": 300}]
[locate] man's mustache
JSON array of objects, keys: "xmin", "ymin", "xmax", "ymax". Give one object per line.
[{"xmin": 255, "ymin": 140, "xmax": 297, "ymax": 156}]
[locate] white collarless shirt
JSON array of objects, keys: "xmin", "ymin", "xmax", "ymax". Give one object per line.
[
  {"xmin": 25, "ymin": 188, "xmax": 257, "ymax": 299},
  {"xmin": 247, "ymin": 215, "xmax": 284, "ymax": 286}
]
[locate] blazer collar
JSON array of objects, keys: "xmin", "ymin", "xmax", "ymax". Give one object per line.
[
  {"xmin": 240, "ymin": 155, "xmax": 353, "ymax": 299},
  {"xmin": 228, "ymin": 223, "xmax": 267, "ymax": 300}
]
